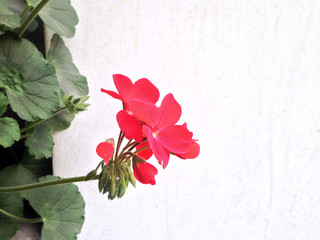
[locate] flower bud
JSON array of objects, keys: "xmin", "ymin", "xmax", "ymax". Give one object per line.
[
  {"xmin": 85, "ymin": 169, "xmax": 97, "ymax": 181},
  {"xmin": 127, "ymin": 167, "xmax": 136, "ymax": 188},
  {"xmin": 109, "ymin": 178, "xmax": 116, "ymax": 197},
  {"xmin": 117, "ymin": 179, "xmax": 126, "ymax": 198},
  {"xmin": 106, "ymin": 138, "xmax": 115, "ymax": 148}
]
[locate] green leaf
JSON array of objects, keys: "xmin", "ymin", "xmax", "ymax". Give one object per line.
[
  {"xmin": 0, "ymin": 33, "xmax": 60, "ymax": 121},
  {"xmin": 0, "ymin": 92, "xmax": 8, "ymax": 116},
  {"xmin": 3, "ymin": 0, "xmax": 39, "ymax": 34},
  {"xmin": 0, "ymin": 192, "xmax": 23, "ymax": 240},
  {"xmin": 27, "ymin": 0, "xmax": 78, "ymax": 38},
  {"xmin": 47, "ymin": 109, "xmax": 75, "ymax": 131},
  {"xmin": 3, "ymin": 0, "xmax": 27, "ymax": 14},
  {"xmin": 47, "ymin": 34, "xmax": 89, "ymax": 98},
  {"xmin": 24, "ymin": 175, "xmax": 85, "ymax": 240},
  {"xmin": 0, "ymin": 117, "xmax": 20, "ymax": 148},
  {"xmin": 0, "ymin": 0, "xmax": 20, "ymax": 30},
  {"xmin": 0, "ymin": 151, "xmax": 51, "ymax": 187},
  {"xmin": 25, "ymin": 122, "xmax": 54, "ymax": 159}
]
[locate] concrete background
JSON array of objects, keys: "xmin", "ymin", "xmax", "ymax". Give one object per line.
[{"xmin": 52, "ymin": 1, "xmax": 320, "ymax": 239}]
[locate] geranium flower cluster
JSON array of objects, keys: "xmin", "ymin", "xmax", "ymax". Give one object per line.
[{"xmin": 96, "ymin": 74, "xmax": 199, "ymax": 198}]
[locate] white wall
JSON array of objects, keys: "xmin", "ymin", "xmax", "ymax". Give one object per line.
[{"xmin": 52, "ymin": 1, "xmax": 320, "ymax": 239}]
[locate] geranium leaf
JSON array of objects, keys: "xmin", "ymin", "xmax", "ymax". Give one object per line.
[
  {"xmin": 47, "ymin": 34, "xmax": 88, "ymax": 98},
  {"xmin": 47, "ymin": 108, "xmax": 75, "ymax": 131},
  {"xmin": 3, "ymin": 0, "xmax": 39, "ymax": 34},
  {"xmin": 0, "ymin": 33, "xmax": 60, "ymax": 121},
  {"xmin": 0, "ymin": 92, "xmax": 8, "ymax": 116},
  {"xmin": 25, "ymin": 122, "xmax": 54, "ymax": 159},
  {"xmin": 24, "ymin": 175, "xmax": 85, "ymax": 240},
  {"xmin": 0, "ymin": 0, "xmax": 20, "ymax": 31},
  {"xmin": 0, "ymin": 117, "xmax": 20, "ymax": 148},
  {"xmin": 27, "ymin": 0, "xmax": 78, "ymax": 38},
  {"xmin": 0, "ymin": 192, "xmax": 23, "ymax": 240},
  {"xmin": 0, "ymin": 151, "xmax": 51, "ymax": 187}
]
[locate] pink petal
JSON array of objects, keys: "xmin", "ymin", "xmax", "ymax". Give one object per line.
[
  {"xmin": 136, "ymin": 141, "xmax": 153, "ymax": 160},
  {"xmin": 156, "ymin": 94, "xmax": 182, "ymax": 129},
  {"xmin": 157, "ymin": 125, "xmax": 192, "ymax": 154},
  {"xmin": 133, "ymin": 161, "xmax": 158, "ymax": 185},
  {"xmin": 176, "ymin": 141, "xmax": 200, "ymax": 159},
  {"xmin": 101, "ymin": 88, "xmax": 123, "ymax": 101},
  {"xmin": 116, "ymin": 110, "xmax": 143, "ymax": 142},
  {"xmin": 96, "ymin": 142, "xmax": 114, "ymax": 165},
  {"xmin": 131, "ymin": 99, "xmax": 158, "ymax": 128},
  {"xmin": 130, "ymin": 78, "xmax": 160, "ymax": 104},
  {"xmin": 143, "ymin": 126, "xmax": 170, "ymax": 168},
  {"xmin": 113, "ymin": 74, "xmax": 133, "ymax": 104}
]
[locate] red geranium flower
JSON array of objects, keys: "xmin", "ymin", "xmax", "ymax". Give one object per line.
[
  {"xmin": 175, "ymin": 123, "xmax": 200, "ymax": 159},
  {"xmin": 96, "ymin": 142, "xmax": 114, "ymax": 165},
  {"xmin": 133, "ymin": 161, "xmax": 158, "ymax": 185},
  {"xmin": 136, "ymin": 141, "xmax": 153, "ymax": 160},
  {"xmin": 101, "ymin": 74, "xmax": 160, "ymax": 142},
  {"xmin": 131, "ymin": 94, "xmax": 192, "ymax": 168}
]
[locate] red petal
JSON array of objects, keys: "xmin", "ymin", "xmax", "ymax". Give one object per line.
[
  {"xmin": 130, "ymin": 78, "xmax": 160, "ymax": 104},
  {"xmin": 156, "ymin": 94, "xmax": 181, "ymax": 129},
  {"xmin": 101, "ymin": 88, "xmax": 123, "ymax": 101},
  {"xmin": 113, "ymin": 74, "xmax": 133, "ymax": 103},
  {"xmin": 136, "ymin": 141, "xmax": 153, "ymax": 160},
  {"xmin": 96, "ymin": 142, "xmax": 114, "ymax": 165},
  {"xmin": 143, "ymin": 126, "xmax": 170, "ymax": 168},
  {"xmin": 157, "ymin": 125, "xmax": 192, "ymax": 154},
  {"xmin": 133, "ymin": 161, "xmax": 158, "ymax": 185},
  {"xmin": 176, "ymin": 141, "xmax": 200, "ymax": 159},
  {"xmin": 131, "ymin": 99, "xmax": 158, "ymax": 128},
  {"xmin": 116, "ymin": 110, "xmax": 143, "ymax": 142}
]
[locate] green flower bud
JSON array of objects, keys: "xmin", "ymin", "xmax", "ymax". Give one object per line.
[
  {"xmin": 110, "ymin": 178, "xmax": 116, "ymax": 197},
  {"xmin": 102, "ymin": 177, "xmax": 110, "ymax": 194},
  {"xmin": 117, "ymin": 179, "xmax": 126, "ymax": 198},
  {"xmin": 85, "ymin": 169, "xmax": 97, "ymax": 181},
  {"xmin": 128, "ymin": 168, "xmax": 136, "ymax": 188},
  {"xmin": 72, "ymin": 97, "xmax": 81, "ymax": 104}
]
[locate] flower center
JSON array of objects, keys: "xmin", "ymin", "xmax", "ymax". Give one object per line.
[
  {"xmin": 152, "ymin": 131, "xmax": 158, "ymax": 138},
  {"xmin": 127, "ymin": 110, "xmax": 133, "ymax": 115}
]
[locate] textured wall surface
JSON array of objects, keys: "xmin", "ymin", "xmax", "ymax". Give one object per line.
[{"xmin": 52, "ymin": 1, "xmax": 320, "ymax": 239}]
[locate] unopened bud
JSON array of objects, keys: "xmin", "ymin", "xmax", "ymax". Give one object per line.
[
  {"xmin": 117, "ymin": 179, "xmax": 126, "ymax": 198},
  {"xmin": 132, "ymin": 155, "xmax": 146, "ymax": 166},
  {"xmin": 85, "ymin": 170, "xmax": 97, "ymax": 181},
  {"xmin": 72, "ymin": 97, "xmax": 81, "ymax": 104},
  {"xmin": 106, "ymin": 138, "xmax": 115, "ymax": 148},
  {"xmin": 127, "ymin": 168, "xmax": 136, "ymax": 188},
  {"xmin": 110, "ymin": 178, "xmax": 116, "ymax": 197}
]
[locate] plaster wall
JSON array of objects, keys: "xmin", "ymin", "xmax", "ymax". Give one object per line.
[{"xmin": 52, "ymin": 1, "xmax": 320, "ymax": 239}]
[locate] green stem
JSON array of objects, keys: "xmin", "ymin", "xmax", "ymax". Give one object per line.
[
  {"xmin": 115, "ymin": 131, "xmax": 125, "ymax": 159},
  {"xmin": 16, "ymin": 0, "xmax": 51, "ymax": 37},
  {"xmin": 20, "ymin": 107, "xmax": 67, "ymax": 134},
  {"xmin": 117, "ymin": 151, "xmax": 135, "ymax": 162},
  {"xmin": 0, "ymin": 208, "xmax": 43, "ymax": 223},
  {"xmin": 0, "ymin": 175, "xmax": 99, "ymax": 193},
  {"xmin": 19, "ymin": 5, "xmax": 31, "ymax": 20},
  {"xmin": 20, "ymin": 132, "xmax": 32, "ymax": 139},
  {"xmin": 134, "ymin": 145, "xmax": 150, "ymax": 154}
]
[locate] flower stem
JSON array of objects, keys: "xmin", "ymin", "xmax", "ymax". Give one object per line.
[
  {"xmin": 0, "ymin": 175, "xmax": 99, "ymax": 193},
  {"xmin": 115, "ymin": 131, "xmax": 125, "ymax": 159},
  {"xmin": 134, "ymin": 145, "xmax": 150, "ymax": 154},
  {"xmin": 20, "ymin": 107, "xmax": 67, "ymax": 134},
  {"xmin": 16, "ymin": 0, "xmax": 51, "ymax": 37},
  {"xmin": 0, "ymin": 208, "xmax": 43, "ymax": 223}
]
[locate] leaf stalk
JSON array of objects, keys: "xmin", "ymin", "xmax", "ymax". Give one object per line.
[{"xmin": 16, "ymin": 0, "xmax": 51, "ymax": 37}]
